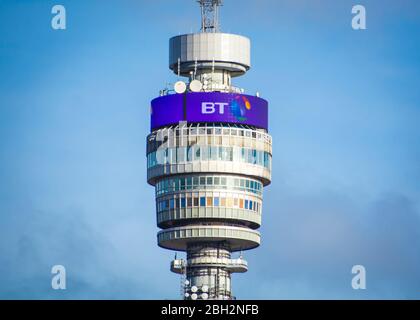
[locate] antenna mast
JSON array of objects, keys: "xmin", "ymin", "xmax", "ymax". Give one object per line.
[{"xmin": 198, "ymin": 0, "xmax": 222, "ymax": 32}]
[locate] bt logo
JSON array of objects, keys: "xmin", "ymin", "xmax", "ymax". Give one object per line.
[
  {"xmin": 201, "ymin": 102, "xmax": 229, "ymax": 114},
  {"xmin": 201, "ymin": 96, "xmax": 252, "ymax": 122}
]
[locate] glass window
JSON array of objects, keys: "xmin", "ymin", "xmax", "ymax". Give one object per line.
[
  {"xmin": 194, "ymin": 196, "xmax": 199, "ymax": 207},
  {"xmin": 221, "ymin": 197, "xmax": 226, "ymax": 207},
  {"xmin": 245, "ymin": 200, "xmax": 249, "ymax": 210},
  {"xmin": 200, "ymin": 177, "xmax": 206, "ymax": 185},
  {"xmin": 226, "ymin": 198, "xmax": 233, "ymax": 207},
  {"xmin": 239, "ymin": 199, "xmax": 244, "ymax": 209},
  {"xmin": 177, "ymin": 147, "xmax": 185, "ymax": 162},
  {"xmin": 207, "ymin": 177, "xmax": 213, "ymax": 185},
  {"xmin": 205, "ymin": 146, "xmax": 211, "ymax": 160},
  {"xmin": 169, "ymin": 148, "xmax": 175, "ymax": 164},
  {"xmin": 194, "ymin": 145, "xmax": 200, "ymax": 161},
  {"xmin": 193, "ymin": 176, "xmax": 199, "ymax": 186},
  {"xmin": 227, "ymin": 148, "xmax": 233, "ymax": 161},
  {"xmin": 214, "ymin": 177, "xmax": 220, "ymax": 185},
  {"xmin": 211, "ymin": 146, "xmax": 218, "ymax": 160},
  {"xmin": 221, "ymin": 177, "xmax": 226, "ymax": 186},
  {"xmin": 181, "ymin": 198, "xmax": 186, "ymax": 208},
  {"xmin": 214, "ymin": 197, "xmax": 220, "ymax": 207},
  {"xmin": 206, "ymin": 197, "xmax": 213, "ymax": 206},
  {"xmin": 200, "ymin": 197, "xmax": 206, "ymax": 207},
  {"xmin": 219, "ymin": 146, "xmax": 224, "ymax": 160},
  {"xmin": 170, "ymin": 199, "xmax": 175, "ymax": 209},
  {"xmin": 187, "ymin": 197, "xmax": 192, "ymax": 207}
]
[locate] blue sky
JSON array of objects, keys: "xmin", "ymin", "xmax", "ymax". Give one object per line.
[{"xmin": 0, "ymin": 0, "xmax": 419, "ymax": 299}]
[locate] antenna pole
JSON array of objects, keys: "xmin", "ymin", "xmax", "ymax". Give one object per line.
[{"xmin": 197, "ymin": 0, "xmax": 223, "ymax": 32}]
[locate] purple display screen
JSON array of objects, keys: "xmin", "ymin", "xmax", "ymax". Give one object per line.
[{"xmin": 151, "ymin": 92, "xmax": 268, "ymax": 130}]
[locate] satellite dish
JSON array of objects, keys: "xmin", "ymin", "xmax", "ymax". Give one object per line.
[
  {"xmin": 191, "ymin": 293, "xmax": 198, "ymax": 300},
  {"xmin": 201, "ymin": 285, "xmax": 208, "ymax": 293},
  {"xmin": 201, "ymin": 293, "xmax": 209, "ymax": 300},
  {"xmin": 184, "ymin": 292, "xmax": 190, "ymax": 298},
  {"xmin": 191, "ymin": 285, "xmax": 198, "ymax": 293},
  {"xmin": 174, "ymin": 81, "xmax": 187, "ymax": 94},
  {"xmin": 185, "ymin": 280, "xmax": 190, "ymax": 285},
  {"xmin": 189, "ymin": 80, "xmax": 202, "ymax": 92}
]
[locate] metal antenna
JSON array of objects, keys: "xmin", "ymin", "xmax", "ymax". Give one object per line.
[{"xmin": 197, "ymin": 0, "xmax": 223, "ymax": 32}]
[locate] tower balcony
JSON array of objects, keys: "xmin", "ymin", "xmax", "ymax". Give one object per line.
[{"xmin": 157, "ymin": 225, "xmax": 260, "ymax": 252}]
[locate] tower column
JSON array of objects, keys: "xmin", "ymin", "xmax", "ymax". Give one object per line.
[{"xmin": 147, "ymin": 0, "xmax": 272, "ymax": 300}]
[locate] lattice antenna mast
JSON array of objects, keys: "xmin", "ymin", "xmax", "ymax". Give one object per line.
[{"xmin": 198, "ymin": 0, "xmax": 223, "ymax": 32}]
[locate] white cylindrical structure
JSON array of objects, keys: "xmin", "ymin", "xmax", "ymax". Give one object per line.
[{"xmin": 169, "ymin": 33, "xmax": 251, "ymax": 77}]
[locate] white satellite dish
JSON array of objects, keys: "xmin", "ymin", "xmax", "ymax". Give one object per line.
[
  {"xmin": 191, "ymin": 285, "xmax": 198, "ymax": 293},
  {"xmin": 201, "ymin": 285, "xmax": 208, "ymax": 293},
  {"xmin": 189, "ymin": 80, "xmax": 202, "ymax": 92},
  {"xmin": 184, "ymin": 292, "xmax": 190, "ymax": 298},
  {"xmin": 185, "ymin": 280, "xmax": 190, "ymax": 285},
  {"xmin": 191, "ymin": 293, "xmax": 198, "ymax": 300},
  {"xmin": 174, "ymin": 81, "xmax": 187, "ymax": 94},
  {"xmin": 201, "ymin": 293, "xmax": 209, "ymax": 300}
]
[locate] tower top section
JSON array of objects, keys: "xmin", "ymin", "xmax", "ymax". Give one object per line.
[
  {"xmin": 167, "ymin": 0, "xmax": 251, "ymax": 92},
  {"xmin": 198, "ymin": 0, "xmax": 223, "ymax": 32}
]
